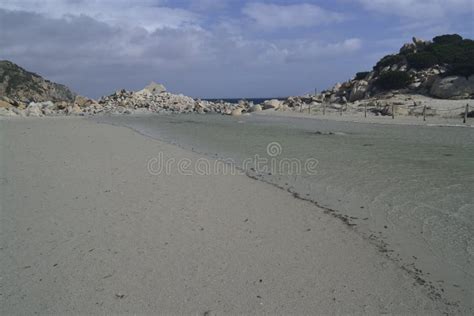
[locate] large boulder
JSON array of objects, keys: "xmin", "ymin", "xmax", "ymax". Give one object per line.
[
  {"xmin": 262, "ymin": 99, "xmax": 282, "ymax": 110},
  {"xmin": 400, "ymin": 42, "xmax": 416, "ymax": 54},
  {"xmin": 349, "ymin": 80, "xmax": 369, "ymax": 102},
  {"xmin": 194, "ymin": 101, "xmax": 207, "ymax": 114},
  {"xmin": 412, "ymin": 37, "xmax": 430, "ymax": 50},
  {"xmin": 0, "ymin": 108, "xmax": 18, "ymax": 116},
  {"xmin": 134, "ymin": 88, "xmax": 152, "ymax": 98},
  {"xmin": 231, "ymin": 108, "xmax": 243, "ymax": 116},
  {"xmin": 66, "ymin": 104, "xmax": 82, "ymax": 115},
  {"xmin": 74, "ymin": 95, "xmax": 97, "ymax": 107},
  {"xmin": 331, "ymin": 82, "xmax": 342, "ymax": 93},
  {"xmin": 11, "ymin": 107, "xmax": 26, "ymax": 117},
  {"xmin": 430, "ymin": 76, "xmax": 474, "ymax": 99},
  {"xmin": 55, "ymin": 101, "xmax": 69, "ymax": 110},
  {"xmin": 25, "ymin": 103, "xmax": 43, "ymax": 117},
  {"xmin": 144, "ymin": 81, "xmax": 166, "ymax": 94},
  {"xmin": 249, "ymin": 104, "xmax": 262, "ymax": 112}
]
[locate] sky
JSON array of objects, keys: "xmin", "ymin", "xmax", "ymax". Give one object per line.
[{"xmin": 0, "ymin": 0, "xmax": 473, "ymax": 98}]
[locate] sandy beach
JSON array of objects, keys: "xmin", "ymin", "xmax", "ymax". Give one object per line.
[
  {"xmin": 2, "ymin": 2, "xmax": 474, "ymax": 314},
  {"xmin": 254, "ymin": 106, "xmax": 474, "ymax": 128},
  {"xmin": 0, "ymin": 117, "xmax": 466, "ymax": 314}
]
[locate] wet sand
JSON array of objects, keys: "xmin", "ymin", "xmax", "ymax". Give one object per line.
[
  {"xmin": 97, "ymin": 111, "xmax": 474, "ymax": 312},
  {"xmin": 0, "ymin": 117, "xmax": 463, "ymax": 314}
]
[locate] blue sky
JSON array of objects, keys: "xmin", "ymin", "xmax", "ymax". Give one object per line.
[{"xmin": 1, "ymin": 0, "xmax": 473, "ymax": 98}]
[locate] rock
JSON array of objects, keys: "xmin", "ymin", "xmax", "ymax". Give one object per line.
[
  {"xmin": 238, "ymin": 100, "xmax": 250, "ymax": 108},
  {"xmin": 0, "ymin": 96, "xmax": 12, "ymax": 102},
  {"xmin": 349, "ymin": 80, "xmax": 368, "ymax": 102},
  {"xmin": 249, "ymin": 104, "xmax": 262, "ymax": 112},
  {"xmin": 421, "ymin": 75, "xmax": 438, "ymax": 90},
  {"xmin": 74, "ymin": 95, "xmax": 96, "ymax": 107},
  {"xmin": 144, "ymin": 81, "xmax": 166, "ymax": 94},
  {"xmin": 0, "ymin": 100, "xmax": 13, "ymax": 108},
  {"xmin": 412, "ymin": 37, "xmax": 430, "ymax": 49},
  {"xmin": 11, "ymin": 107, "xmax": 26, "ymax": 117},
  {"xmin": 55, "ymin": 101, "xmax": 69, "ymax": 110},
  {"xmin": 38, "ymin": 101, "xmax": 54, "ymax": 109},
  {"xmin": 67, "ymin": 104, "xmax": 82, "ymax": 115},
  {"xmin": 222, "ymin": 108, "xmax": 232, "ymax": 115},
  {"xmin": 332, "ymin": 83, "xmax": 342, "ymax": 92},
  {"xmin": 394, "ymin": 105, "xmax": 409, "ymax": 115},
  {"xmin": 231, "ymin": 108, "xmax": 243, "ymax": 116},
  {"xmin": 74, "ymin": 95, "xmax": 88, "ymax": 107},
  {"xmin": 195, "ymin": 101, "xmax": 207, "ymax": 114},
  {"xmin": 430, "ymin": 75, "xmax": 474, "ymax": 99},
  {"xmin": 400, "ymin": 43, "xmax": 416, "ymax": 54},
  {"xmin": 26, "ymin": 103, "xmax": 43, "ymax": 117},
  {"xmin": 43, "ymin": 107, "xmax": 56, "ymax": 116},
  {"xmin": 341, "ymin": 82, "xmax": 352, "ymax": 90},
  {"xmin": 134, "ymin": 89, "xmax": 152, "ymax": 98},
  {"xmin": 262, "ymin": 99, "xmax": 282, "ymax": 110},
  {"xmin": 0, "ymin": 108, "xmax": 16, "ymax": 116},
  {"xmin": 329, "ymin": 94, "xmax": 340, "ymax": 104},
  {"xmin": 408, "ymin": 82, "xmax": 422, "ymax": 90}
]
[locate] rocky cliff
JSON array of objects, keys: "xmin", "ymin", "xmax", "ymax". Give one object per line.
[
  {"xmin": 0, "ymin": 60, "xmax": 76, "ymax": 103},
  {"xmin": 323, "ymin": 34, "xmax": 474, "ymax": 102}
]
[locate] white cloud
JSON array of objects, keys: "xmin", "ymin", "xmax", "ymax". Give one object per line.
[
  {"xmin": 186, "ymin": 0, "xmax": 230, "ymax": 12},
  {"xmin": 358, "ymin": 0, "xmax": 474, "ymax": 19},
  {"xmin": 0, "ymin": 2, "xmax": 374, "ymax": 98},
  {"xmin": 0, "ymin": 0, "xmax": 200, "ymax": 31},
  {"xmin": 0, "ymin": 7, "xmax": 364, "ymax": 98},
  {"xmin": 242, "ymin": 3, "xmax": 345, "ymax": 29},
  {"xmin": 284, "ymin": 38, "xmax": 362, "ymax": 62}
]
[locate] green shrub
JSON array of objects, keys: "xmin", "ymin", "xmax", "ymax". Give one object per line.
[
  {"xmin": 429, "ymin": 44, "xmax": 466, "ymax": 64},
  {"xmin": 433, "ymin": 34, "xmax": 463, "ymax": 45},
  {"xmin": 425, "ymin": 38, "xmax": 474, "ymax": 65},
  {"xmin": 406, "ymin": 52, "xmax": 438, "ymax": 69},
  {"xmin": 374, "ymin": 54, "xmax": 405, "ymax": 70},
  {"xmin": 355, "ymin": 71, "xmax": 370, "ymax": 80},
  {"xmin": 375, "ymin": 71, "xmax": 412, "ymax": 90},
  {"xmin": 458, "ymin": 39, "xmax": 474, "ymax": 51},
  {"xmin": 444, "ymin": 63, "xmax": 474, "ymax": 78}
]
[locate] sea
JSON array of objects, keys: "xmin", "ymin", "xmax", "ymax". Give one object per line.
[{"xmin": 97, "ymin": 113, "xmax": 474, "ymax": 310}]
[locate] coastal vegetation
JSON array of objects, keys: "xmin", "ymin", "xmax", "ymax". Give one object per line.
[
  {"xmin": 391, "ymin": 34, "xmax": 473, "ymax": 77},
  {"xmin": 375, "ymin": 71, "xmax": 412, "ymax": 90}
]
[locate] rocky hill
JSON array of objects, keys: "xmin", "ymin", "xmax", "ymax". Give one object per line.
[
  {"xmin": 323, "ymin": 34, "xmax": 474, "ymax": 102},
  {"xmin": 0, "ymin": 61, "xmax": 244, "ymax": 117},
  {"xmin": 0, "ymin": 60, "xmax": 76, "ymax": 103}
]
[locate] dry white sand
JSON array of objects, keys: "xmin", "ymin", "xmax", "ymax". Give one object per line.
[
  {"xmin": 259, "ymin": 94, "xmax": 473, "ymax": 127},
  {"xmin": 256, "ymin": 109, "xmax": 473, "ymax": 127},
  {"xmin": 0, "ymin": 117, "xmax": 459, "ymax": 314}
]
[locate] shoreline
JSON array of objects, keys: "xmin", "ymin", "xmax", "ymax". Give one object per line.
[
  {"xmin": 2, "ymin": 106, "xmax": 473, "ymax": 129},
  {"xmin": 0, "ymin": 117, "xmax": 464, "ymax": 314},
  {"xmin": 254, "ymin": 109, "xmax": 474, "ymax": 128}
]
